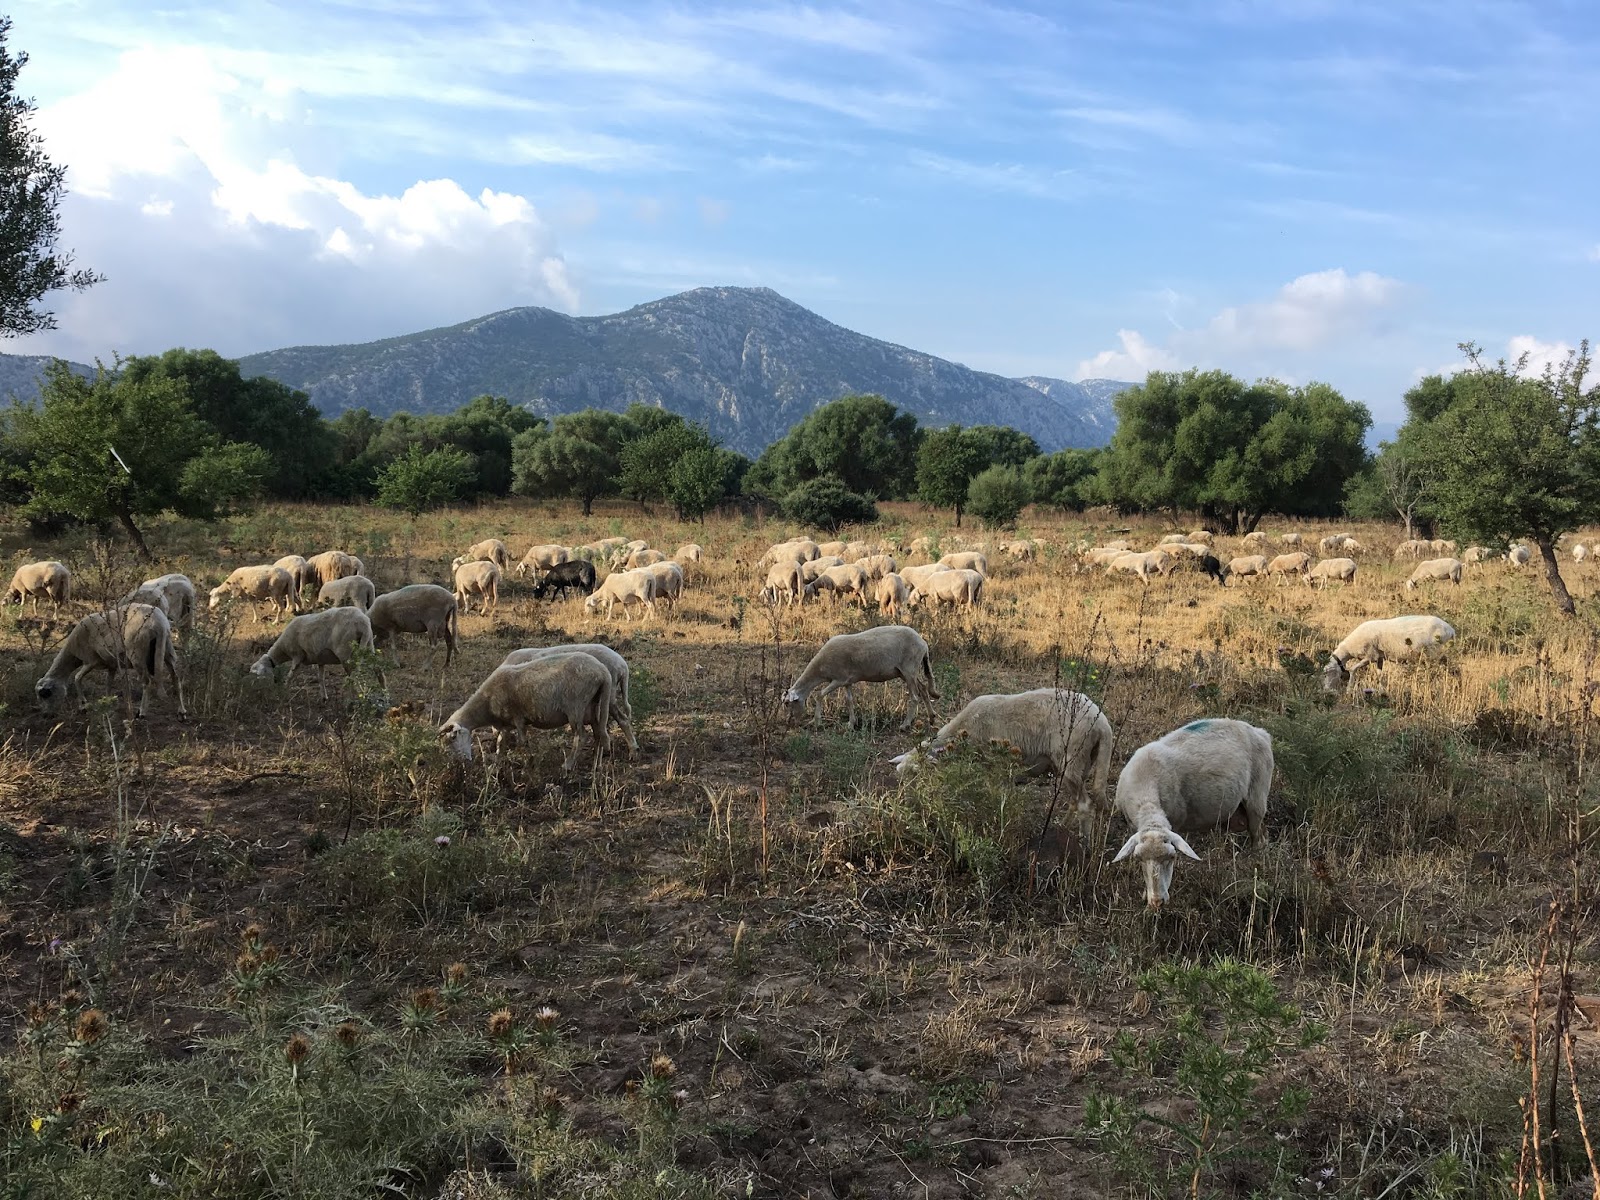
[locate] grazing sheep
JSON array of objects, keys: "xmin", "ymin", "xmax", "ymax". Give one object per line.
[
  {"xmin": 1393, "ymin": 539, "xmax": 1428, "ymax": 561},
  {"xmin": 622, "ymin": 539, "xmax": 649, "ymax": 553},
  {"xmin": 514, "ymin": 544, "xmax": 570, "ymax": 577},
  {"xmin": 857, "ymin": 553, "xmax": 898, "ymax": 581},
  {"xmin": 368, "ymin": 584, "xmax": 459, "ymax": 665},
  {"xmin": 6, "ymin": 560, "xmax": 71, "ymax": 611},
  {"xmin": 318, "ymin": 575, "xmax": 376, "ymax": 611},
  {"xmin": 124, "ymin": 573, "xmax": 197, "ymax": 627},
  {"xmin": 1463, "ymin": 546, "xmax": 1492, "ymax": 563},
  {"xmin": 1575, "ymin": 544, "xmax": 1590, "ymax": 564},
  {"xmin": 812, "ymin": 563, "xmax": 870, "ymax": 606},
  {"xmin": 1405, "ymin": 558, "xmax": 1464, "ymax": 590},
  {"xmin": 1430, "ymin": 539, "xmax": 1458, "ymax": 556},
  {"xmin": 841, "ymin": 540, "xmax": 874, "ymax": 563},
  {"xmin": 1341, "ymin": 539, "xmax": 1366, "ymax": 555},
  {"xmin": 783, "ymin": 625, "xmax": 939, "ymax": 730},
  {"xmin": 273, "ymin": 555, "xmax": 310, "ymax": 594},
  {"xmin": 36, "ymin": 602, "xmax": 186, "ymax": 719},
  {"xmin": 817, "ymin": 540, "xmax": 847, "ymax": 558},
  {"xmin": 249, "ymin": 607, "xmax": 376, "ymax": 697},
  {"xmin": 892, "ymin": 688, "xmax": 1113, "ymax": 840},
  {"xmin": 759, "ymin": 539, "xmax": 820, "ymax": 568},
  {"xmin": 901, "ymin": 562, "xmax": 954, "ymax": 592},
  {"xmin": 1321, "ymin": 614, "xmax": 1457, "ymax": 692},
  {"xmin": 1159, "ymin": 533, "xmax": 1188, "ymax": 546},
  {"xmin": 1241, "ymin": 531, "xmax": 1268, "ymax": 547},
  {"xmin": 1086, "ymin": 546, "xmax": 1132, "ymax": 568},
  {"xmin": 209, "ymin": 565, "xmax": 298, "ymax": 623},
  {"xmin": 673, "ymin": 543, "xmax": 703, "ymax": 566},
  {"xmin": 440, "ymin": 653, "xmax": 612, "ymax": 771},
  {"xmin": 626, "ymin": 548, "xmax": 666, "ymax": 569},
  {"xmin": 1181, "ymin": 553, "xmax": 1228, "ymax": 585},
  {"xmin": 1112, "ymin": 719, "xmax": 1272, "ymax": 910},
  {"xmin": 908, "ymin": 535, "xmax": 937, "ymax": 558},
  {"xmin": 501, "ymin": 643, "xmax": 639, "ymax": 753},
  {"xmin": 594, "ymin": 536, "xmax": 629, "ymax": 552},
  {"xmin": 531, "ymin": 560, "xmax": 597, "ymax": 600},
  {"xmin": 1107, "ymin": 550, "xmax": 1173, "ymax": 583},
  {"xmin": 453, "ymin": 560, "xmax": 501, "ymax": 615},
  {"xmin": 938, "ymin": 551, "xmax": 989, "ymax": 576},
  {"xmin": 462, "ymin": 539, "xmax": 512, "ymax": 571},
  {"xmin": 800, "ymin": 555, "xmax": 846, "ymax": 582},
  {"xmin": 1187, "ymin": 530, "xmax": 1214, "ymax": 545},
  {"xmin": 1318, "ymin": 533, "xmax": 1352, "ymax": 554},
  {"xmin": 1279, "ymin": 533, "xmax": 1303, "ymax": 546},
  {"xmin": 1266, "ymin": 552, "xmax": 1312, "ymax": 583},
  {"xmin": 1305, "ymin": 557, "xmax": 1357, "ymax": 588},
  {"xmin": 761, "ymin": 560, "xmax": 806, "ymax": 606},
  {"xmin": 306, "ymin": 551, "xmax": 363, "ymax": 590},
  {"xmin": 908, "ymin": 567, "xmax": 985, "ymax": 610},
  {"xmin": 642, "ymin": 560, "xmax": 686, "ymax": 608},
  {"xmin": 874, "ymin": 571, "xmax": 909, "ymax": 618},
  {"xmin": 584, "ymin": 569, "xmax": 658, "ymax": 621},
  {"xmin": 1165, "ymin": 542, "xmax": 1211, "ymax": 557},
  {"xmin": 1227, "ymin": 554, "xmax": 1269, "ymax": 583},
  {"xmin": 1507, "ymin": 545, "xmax": 1533, "ymax": 568},
  {"xmin": 1001, "ymin": 539, "xmax": 1037, "ymax": 561}
]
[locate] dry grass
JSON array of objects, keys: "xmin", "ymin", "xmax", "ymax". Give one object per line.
[{"xmin": 1, "ymin": 499, "xmax": 1599, "ymax": 1198}]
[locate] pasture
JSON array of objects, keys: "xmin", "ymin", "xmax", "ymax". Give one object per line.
[{"xmin": 2, "ymin": 501, "xmax": 1597, "ymax": 1199}]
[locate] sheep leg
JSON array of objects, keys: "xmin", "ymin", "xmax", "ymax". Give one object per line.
[
  {"xmin": 899, "ymin": 678, "xmax": 919, "ymax": 730},
  {"xmin": 844, "ymin": 685, "xmax": 859, "ymax": 729},
  {"xmin": 563, "ymin": 721, "xmax": 583, "ymax": 772}
]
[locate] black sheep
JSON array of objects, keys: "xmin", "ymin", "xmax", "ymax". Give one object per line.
[{"xmin": 531, "ymin": 560, "xmax": 597, "ymax": 600}]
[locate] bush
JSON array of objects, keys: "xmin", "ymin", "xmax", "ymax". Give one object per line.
[
  {"xmin": 781, "ymin": 474, "xmax": 878, "ymax": 531},
  {"xmin": 966, "ymin": 464, "xmax": 1029, "ymax": 529}
]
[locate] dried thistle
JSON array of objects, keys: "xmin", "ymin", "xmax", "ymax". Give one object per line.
[
  {"xmin": 60, "ymin": 990, "xmax": 83, "ymax": 1012},
  {"xmin": 74, "ymin": 1010, "xmax": 108, "ymax": 1044},
  {"xmin": 25, "ymin": 1001, "xmax": 51, "ymax": 1029},
  {"xmin": 487, "ymin": 1009, "xmax": 515, "ymax": 1040},
  {"xmin": 334, "ymin": 1021, "xmax": 364, "ymax": 1049},
  {"xmin": 241, "ymin": 922, "xmax": 264, "ymax": 947},
  {"xmin": 284, "ymin": 1032, "xmax": 311, "ymax": 1066},
  {"xmin": 411, "ymin": 987, "xmax": 440, "ymax": 1014},
  {"xmin": 445, "ymin": 963, "xmax": 468, "ymax": 987},
  {"xmin": 534, "ymin": 1006, "xmax": 560, "ymax": 1030},
  {"xmin": 56, "ymin": 1091, "xmax": 84, "ymax": 1116},
  {"xmin": 650, "ymin": 1053, "xmax": 677, "ymax": 1080}
]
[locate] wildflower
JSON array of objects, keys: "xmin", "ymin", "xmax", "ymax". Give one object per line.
[
  {"xmin": 24, "ymin": 1002, "xmax": 50, "ymax": 1029},
  {"xmin": 650, "ymin": 1053, "xmax": 677, "ymax": 1080},
  {"xmin": 444, "ymin": 963, "xmax": 468, "ymax": 987},
  {"xmin": 74, "ymin": 1010, "xmax": 108, "ymax": 1044},
  {"xmin": 334, "ymin": 1021, "xmax": 363, "ymax": 1049},
  {"xmin": 435, "ymin": 835, "xmax": 451, "ymax": 848},
  {"xmin": 48, "ymin": 937, "xmax": 62, "ymax": 955},
  {"xmin": 411, "ymin": 988, "xmax": 440, "ymax": 1014},
  {"xmin": 487, "ymin": 1009, "xmax": 515, "ymax": 1040},
  {"xmin": 534, "ymin": 1006, "xmax": 560, "ymax": 1030},
  {"xmin": 284, "ymin": 1033, "xmax": 311, "ymax": 1066},
  {"xmin": 241, "ymin": 923, "xmax": 264, "ymax": 946}
]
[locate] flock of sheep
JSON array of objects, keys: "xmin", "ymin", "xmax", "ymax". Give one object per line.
[{"xmin": 2, "ymin": 520, "xmax": 1487, "ymax": 908}]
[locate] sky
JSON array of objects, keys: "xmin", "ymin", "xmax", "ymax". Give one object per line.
[{"xmin": 9, "ymin": 0, "xmax": 1600, "ymax": 422}]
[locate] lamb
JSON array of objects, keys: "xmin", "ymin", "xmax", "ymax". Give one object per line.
[
  {"xmin": 783, "ymin": 625, "xmax": 939, "ymax": 730},
  {"xmin": 901, "ymin": 562, "xmax": 954, "ymax": 591},
  {"xmin": 514, "ymin": 544, "xmax": 570, "ymax": 577},
  {"xmin": 209, "ymin": 565, "xmax": 298, "ymax": 623},
  {"xmin": 6, "ymin": 561, "xmax": 71, "ymax": 610},
  {"xmin": 907, "ymin": 567, "xmax": 985, "ymax": 610},
  {"xmin": 874, "ymin": 571, "xmax": 909, "ymax": 618},
  {"xmin": 453, "ymin": 559, "xmax": 501, "ymax": 615},
  {"xmin": 939, "ymin": 551, "xmax": 989, "ymax": 576},
  {"xmin": 440, "ymin": 653, "xmax": 612, "ymax": 771},
  {"xmin": 1321, "ymin": 614, "xmax": 1457, "ymax": 692},
  {"xmin": 1107, "ymin": 550, "xmax": 1173, "ymax": 583},
  {"xmin": 123, "ymin": 573, "xmax": 197, "ymax": 627},
  {"xmin": 584, "ymin": 569, "xmax": 658, "ymax": 620},
  {"xmin": 273, "ymin": 555, "xmax": 311, "ymax": 594},
  {"xmin": 318, "ymin": 575, "xmax": 376, "ymax": 611},
  {"xmin": 1266, "ymin": 552, "xmax": 1312, "ymax": 583},
  {"xmin": 1227, "ymin": 554, "xmax": 1269, "ymax": 583},
  {"xmin": 642, "ymin": 560, "xmax": 686, "ymax": 608},
  {"xmin": 462, "ymin": 539, "xmax": 512, "ymax": 571},
  {"xmin": 501, "ymin": 643, "xmax": 639, "ymax": 753},
  {"xmin": 857, "ymin": 553, "xmax": 898, "ymax": 581},
  {"xmin": 368, "ymin": 584, "xmax": 459, "ymax": 665},
  {"xmin": 1112, "ymin": 719, "xmax": 1272, "ymax": 910},
  {"xmin": 306, "ymin": 551, "xmax": 363, "ymax": 590},
  {"xmin": 531, "ymin": 560, "xmax": 597, "ymax": 600},
  {"xmin": 891, "ymin": 689, "xmax": 1113, "ymax": 841},
  {"xmin": 673, "ymin": 543, "xmax": 703, "ymax": 565},
  {"xmin": 36, "ymin": 602, "xmax": 186, "ymax": 719},
  {"xmin": 626, "ymin": 548, "xmax": 666, "ymax": 569},
  {"xmin": 761, "ymin": 560, "xmax": 806, "ymax": 606},
  {"xmin": 812, "ymin": 563, "xmax": 870, "ymax": 606},
  {"xmin": 1405, "ymin": 558, "xmax": 1464, "ymax": 590},
  {"xmin": 1507, "ymin": 545, "xmax": 1533, "ymax": 568},
  {"xmin": 1305, "ymin": 557, "xmax": 1357, "ymax": 588},
  {"xmin": 249, "ymin": 606, "xmax": 376, "ymax": 697}
]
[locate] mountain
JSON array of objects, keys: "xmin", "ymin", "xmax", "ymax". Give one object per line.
[
  {"xmin": 0, "ymin": 354, "xmax": 91, "ymax": 405},
  {"xmin": 234, "ymin": 287, "xmax": 1128, "ymax": 455}
]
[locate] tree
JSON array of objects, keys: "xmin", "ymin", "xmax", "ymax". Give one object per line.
[
  {"xmin": 426, "ymin": 394, "xmax": 541, "ymax": 496},
  {"xmin": 916, "ymin": 425, "xmax": 990, "ymax": 525},
  {"xmin": 1025, "ymin": 448, "xmax": 1102, "ymax": 511},
  {"xmin": 373, "ymin": 443, "xmax": 475, "ymax": 518},
  {"xmin": 782, "ymin": 475, "xmax": 879, "ymax": 531},
  {"xmin": 668, "ymin": 446, "xmax": 729, "ymax": 521},
  {"xmin": 1413, "ymin": 342, "xmax": 1600, "ymax": 615},
  {"xmin": 966, "ymin": 464, "xmax": 1030, "ymax": 529},
  {"xmin": 0, "ymin": 19, "xmax": 102, "ymax": 336},
  {"xmin": 748, "ymin": 395, "xmax": 919, "ymax": 499},
  {"xmin": 619, "ymin": 415, "xmax": 730, "ymax": 520},
  {"xmin": 16, "ymin": 360, "xmax": 268, "ymax": 555},
  {"xmin": 511, "ymin": 409, "xmax": 633, "ymax": 515},
  {"xmin": 1344, "ymin": 443, "xmax": 1432, "ymax": 537},
  {"xmin": 963, "ymin": 425, "xmax": 1041, "ymax": 469}
]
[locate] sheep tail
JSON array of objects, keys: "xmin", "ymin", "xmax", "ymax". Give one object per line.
[
  {"xmin": 145, "ymin": 629, "xmax": 161, "ymax": 677},
  {"xmin": 922, "ymin": 651, "xmax": 940, "ymax": 699},
  {"xmin": 447, "ymin": 603, "xmax": 459, "ymax": 665},
  {"xmin": 1091, "ymin": 721, "xmax": 1113, "ymax": 807}
]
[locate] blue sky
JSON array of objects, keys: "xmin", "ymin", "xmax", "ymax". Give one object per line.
[{"xmin": 11, "ymin": 0, "xmax": 1599, "ymax": 421}]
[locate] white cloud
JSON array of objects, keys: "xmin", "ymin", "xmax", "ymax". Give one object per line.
[
  {"xmin": 1506, "ymin": 335, "xmax": 1579, "ymax": 377},
  {"xmin": 1077, "ymin": 330, "xmax": 1179, "ymax": 379}
]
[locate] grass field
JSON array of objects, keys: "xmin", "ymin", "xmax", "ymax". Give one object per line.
[{"xmin": 2, "ymin": 499, "xmax": 1598, "ymax": 1199}]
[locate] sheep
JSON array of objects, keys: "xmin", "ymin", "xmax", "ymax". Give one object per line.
[
  {"xmin": 1321, "ymin": 614, "xmax": 1457, "ymax": 692},
  {"xmin": 36, "ymin": 602, "xmax": 186, "ymax": 719},
  {"xmin": 368, "ymin": 584, "xmax": 459, "ymax": 665},
  {"xmin": 642, "ymin": 560, "xmax": 686, "ymax": 608},
  {"xmin": 1227, "ymin": 554, "xmax": 1269, "ymax": 583},
  {"xmin": 812, "ymin": 563, "xmax": 870, "ymax": 606},
  {"xmin": 891, "ymin": 689, "xmax": 1113, "ymax": 840},
  {"xmin": 900, "ymin": 562, "xmax": 953, "ymax": 592},
  {"xmin": 1279, "ymin": 533, "xmax": 1302, "ymax": 546},
  {"xmin": 453, "ymin": 559, "xmax": 501, "ymax": 615},
  {"xmin": 938, "ymin": 551, "xmax": 989, "ymax": 576},
  {"xmin": 123, "ymin": 573, "xmax": 197, "ymax": 627},
  {"xmin": 306, "ymin": 550, "xmax": 363, "ymax": 590},
  {"xmin": 273, "ymin": 555, "xmax": 310, "ymax": 594},
  {"xmin": 908, "ymin": 535, "xmax": 937, "ymax": 558},
  {"xmin": 1319, "ymin": 533, "xmax": 1352, "ymax": 554},
  {"xmin": 531, "ymin": 560, "xmax": 597, "ymax": 600},
  {"xmin": 857, "ymin": 553, "xmax": 898, "ymax": 581},
  {"xmin": 1001, "ymin": 539, "xmax": 1037, "ymax": 561},
  {"xmin": 1178, "ymin": 553, "xmax": 1227, "ymax": 585},
  {"xmin": 1405, "ymin": 558, "xmax": 1464, "ymax": 590},
  {"xmin": 584, "ymin": 569, "xmax": 658, "ymax": 621},
  {"xmin": 1159, "ymin": 533, "xmax": 1189, "ymax": 545},
  {"xmin": 1507, "ymin": 545, "xmax": 1533, "ymax": 568},
  {"xmin": 1340, "ymin": 539, "xmax": 1366, "ymax": 555},
  {"xmin": 1575, "ymin": 544, "xmax": 1590, "ymax": 564},
  {"xmin": 1241, "ymin": 531, "xmax": 1268, "ymax": 547},
  {"xmin": 1087, "ymin": 546, "xmax": 1132, "ymax": 568},
  {"xmin": 783, "ymin": 625, "xmax": 939, "ymax": 730},
  {"xmin": 1107, "ymin": 550, "xmax": 1173, "ymax": 583},
  {"xmin": 1266, "ymin": 552, "xmax": 1312, "ymax": 583},
  {"xmin": 440, "ymin": 653, "xmax": 613, "ymax": 771},
  {"xmin": 501, "ymin": 643, "xmax": 639, "ymax": 753},
  {"xmin": 800, "ymin": 555, "xmax": 846, "ymax": 582},
  {"xmin": 1463, "ymin": 546, "xmax": 1491, "ymax": 563},
  {"xmin": 841, "ymin": 540, "xmax": 874, "ymax": 563},
  {"xmin": 593, "ymin": 536, "xmax": 629, "ymax": 552},
  {"xmin": 515, "ymin": 544, "xmax": 570, "ymax": 577},
  {"xmin": 249, "ymin": 607, "xmax": 376, "ymax": 697},
  {"xmin": 209, "ymin": 565, "xmax": 298, "ymax": 623},
  {"xmin": 1305, "ymin": 557, "xmax": 1357, "ymax": 588},
  {"xmin": 626, "ymin": 548, "xmax": 666, "ymax": 570},
  {"xmin": 1165, "ymin": 542, "xmax": 1211, "ymax": 557},
  {"xmin": 1393, "ymin": 540, "xmax": 1428, "ymax": 561},
  {"xmin": 673, "ymin": 543, "xmax": 703, "ymax": 566},
  {"xmin": 816, "ymin": 540, "xmax": 847, "ymax": 558},
  {"xmin": 6, "ymin": 561, "xmax": 71, "ymax": 611},
  {"xmin": 908, "ymin": 567, "xmax": 985, "ymax": 610},
  {"xmin": 461, "ymin": 539, "xmax": 512, "ymax": 571},
  {"xmin": 1430, "ymin": 539, "xmax": 1458, "ymax": 556},
  {"xmin": 759, "ymin": 539, "xmax": 819, "ymax": 568},
  {"xmin": 874, "ymin": 571, "xmax": 909, "ymax": 618},
  {"xmin": 623, "ymin": 539, "xmax": 650, "ymax": 553},
  {"xmin": 318, "ymin": 574, "xmax": 376, "ymax": 611},
  {"xmin": 1112, "ymin": 719, "xmax": 1272, "ymax": 910},
  {"xmin": 761, "ymin": 560, "xmax": 806, "ymax": 606}
]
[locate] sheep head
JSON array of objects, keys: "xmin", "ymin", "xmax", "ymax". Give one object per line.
[
  {"xmin": 439, "ymin": 721, "xmax": 474, "ymax": 761},
  {"xmin": 207, "ymin": 586, "xmax": 229, "ymax": 609},
  {"xmin": 1320, "ymin": 655, "xmax": 1350, "ymax": 693},
  {"xmin": 34, "ymin": 676, "xmax": 66, "ymax": 711},
  {"xmin": 1112, "ymin": 829, "xmax": 1200, "ymax": 909},
  {"xmin": 248, "ymin": 655, "xmax": 276, "ymax": 678}
]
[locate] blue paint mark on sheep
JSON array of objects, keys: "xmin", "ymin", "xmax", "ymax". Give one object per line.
[{"xmin": 1184, "ymin": 719, "xmax": 1214, "ymax": 732}]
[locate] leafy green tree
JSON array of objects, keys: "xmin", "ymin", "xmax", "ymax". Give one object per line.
[
  {"xmin": 1413, "ymin": 342, "xmax": 1600, "ymax": 614},
  {"xmin": 511, "ymin": 409, "xmax": 634, "ymax": 515},
  {"xmin": 966, "ymin": 464, "xmax": 1030, "ymax": 529},
  {"xmin": 373, "ymin": 443, "xmax": 475, "ymax": 518},
  {"xmin": 426, "ymin": 394, "xmax": 542, "ymax": 495},
  {"xmin": 1343, "ymin": 442, "xmax": 1433, "ymax": 537},
  {"xmin": 16, "ymin": 360, "xmax": 268, "ymax": 555},
  {"xmin": 619, "ymin": 415, "xmax": 730, "ymax": 520},
  {"xmin": 0, "ymin": 18, "xmax": 102, "ymax": 336},
  {"xmin": 782, "ymin": 474, "xmax": 879, "ymax": 531},
  {"xmin": 667, "ymin": 446, "xmax": 729, "ymax": 522},
  {"xmin": 1025, "ymin": 448, "xmax": 1102, "ymax": 511},
  {"xmin": 915, "ymin": 425, "xmax": 990, "ymax": 525},
  {"xmin": 963, "ymin": 425, "xmax": 1041, "ymax": 469},
  {"xmin": 749, "ymin": 395, "xmax": 919, "ymax": 499}
]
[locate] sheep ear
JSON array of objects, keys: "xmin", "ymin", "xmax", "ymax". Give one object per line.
[
  {"xmin": 1168, "ymin": 832, "xmax": 1201, "ymax": 861},
  {"xmin": 1112, "ymin": 833, "xmax": 1141, "ymax": 863}
]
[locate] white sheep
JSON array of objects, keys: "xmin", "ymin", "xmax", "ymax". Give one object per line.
[
  {"xmin": 1266, "ymin": 552, "xmax": 1312, "ymax": 583},
  {"xmin": 273, "ymin": 555, "xmax": 311, "ymax": 594},
  {"xmin": 1159, "ymin": 533, "xmax": 1188, "ymax": 545},
  {"xmin": 440, "ymin": 653, "xmax": 613, "ymax": 771},
  {"xmin": 1392, "ymin": 539, "xmax": 1428, "ymax": 561},
  {"xmin": 306, "ymin": 550, "xmax": 363, "ymax": 589},
  {"xmin": 642, "ymin": 560, "xmax": 686, "ymax": 608},
  {"xmin": 250, "ymin": 606, "xmax": 377, "ymax": 697},
  {"xmin": 1462, "ymin": 546, "xmax": 1491, "ymax": 563},
  {"xmin": 1575, "ymin": 544, "xmax": 1590, "ymax": 564},
  {"xmin": 1241, "ymin": 531, "xmax": 1268, "ymax": 547},
  {"xmin": 1304, "ymin": 557, "xmax": 1357, "ymax": 588},
  {"xmin": 1227, "ymin": 554, "xmax": 1269, "ymax": 583},
  {"xmin": 584, "ymin": 569, "xmax": 658, "ymax": 621},
  {"xmin": 1001, "ymin": 539, "xmax": 1037, "ymax": 561},
  {"xmin": 463, "ymin": 538, "xmax": 512, "ymax": 570},
  {"xmin": 939, "ymin": 551, "xmax": 989, "ymax": 576},
  {"xmin": 761, "ymin": 560, "xmax": 806, "ymax": 606},
  {"xmin": 1321, "ymin": 614, "xmax": 1457, "ymax": 692},
  {"xmin": 856, "ymin": 553, "xmax": 898, "ymax": 581},
  {"xmin": 874, "ymin": 571, "xmax": 909, "ymax": 618},
  {"xmin": 124, "ymin": 573, "xmax": 197, "ymax": 627},
  {"xmin": 368, "ymin": 584, "xmax": 459, "ymax": 665},
  {"xmin": 501, "ymin": 643, "xmax": 639, "ymax": 753},
  {"xmin": 1507, "ymin": 545, "xmax": 1533, "ymax": 568},
  {"xmin": 1318, "ymin": 533, "xmax": 1352, "ymax": 554},
  {"xmin": 1430, "ymin": 539, "xmax": 1458, "ymax": 556},
  {"xmin": 891, "ymin": 688, "xmax": 1113, "ymax": 840},
  {"xmin": 318, "ymin": 575, "xmax": 376, "ymax": 611},
  {"xmin": 800, "ymin": 555, "xmax": 846, "ymax": 581},
  {"xmin": 907, "ymin": 567, "xmax": 984, "ymax": 609},
  {"xmin": 1107, "ymin": 550, "xmax": 1173, "ymax": 583},
  {"xmin": 453, "ymin": 559, "xmax": 501, "ymax": 615},
  {"xmin": 209, "ymin": 565, "xmax": 298, "ymax": 623},
  {"xmin": 1112, "ymin": 719, "xmax": 1272, "ymax": 910},
  {"xmin": 1279, "ymin": 533, "xmax": 1302, "ymax": 546},
  {"xmin": 812, "ymin": 563, "xmax": 870, "ymax": 606},
  {"xmin": 36, "ymin": 602, "xmax": 186, "ymax": 719},
  {"xmin": 900, "ymin": 562, "xmax": 953, "ymax": 592},
  {"xmin": 514, "ymin": 543, "xmax": 571, "ymax": 577},
  {"xmin": 783, "ymin": 625, "xmax": 939, "ymax": 730},
  {"xmin": 7, "ymin": 560, "xmax": 71, "ymax": 610},
  {"xmin": 626, "ymin": 548, "xmax": 666, "ymax": 569},
  {"xmin": 673, "ymin": 543, "xmax": 703, "ymax": 566},
  {"xmin": 1187, "ymin": 530, "xmax": 1214, "ymax": 545},
  {"xmin": 1405, "ymin": 558, "xmax": 1464, "ymax": 590},
  {"xmin": 816, "ymin": 540, "xmax": 847, "ymax": 558},
  {"xmin": 841, "ymin": 540, "xmax": 874, "ymax": 563}
]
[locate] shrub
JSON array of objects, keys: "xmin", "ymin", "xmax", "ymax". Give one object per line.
[
  {"xmin": 965, "ymin": 464, "xmax": 1029, "ymax": 529},
  {"xmin": 781, "ymin": 474, "xmax": 878, "ymax": 531}
]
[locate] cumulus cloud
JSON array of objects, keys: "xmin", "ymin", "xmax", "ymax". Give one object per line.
[
  {"xmin": 18, "ymin": 45, "xmax": 575, "ymax": 363},
  {"xmin": 1506, "ymin": 335, "xmax": 1580, "ymax": 377},
  {"xmin": 1076, "ymin": 269, "xmax": 1403, "ymax": 380}
]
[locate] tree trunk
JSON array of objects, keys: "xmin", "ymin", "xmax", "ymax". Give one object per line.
[
  {"xmin": 582, "ymin": 496, "xmax": 593, "ymax": 516},
  {"xmin": 1537, "ymin": 538, "xmax": 1576, "ymax": 615},
  {"xmin": 117, "ymin": 508, "xmax": 152, "ymax": 560},
  {"xmin": 954, "ymin": 506, "xmax": 963, "ymax": 528},
  {"xmin": 1401, "ymin": 508, "xmax": 1415, "ymax": 540}
]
